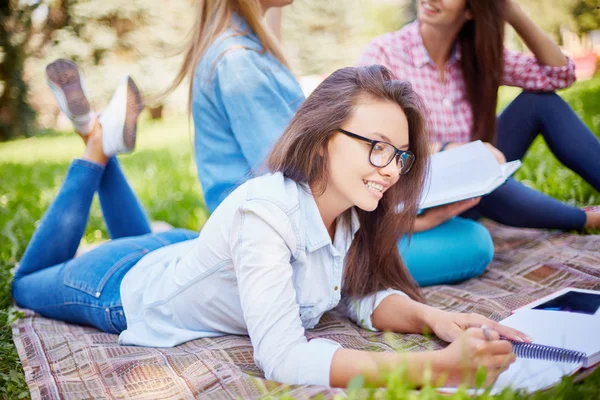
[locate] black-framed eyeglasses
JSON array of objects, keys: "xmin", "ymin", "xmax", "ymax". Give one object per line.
[{"xmin": 337, "ymin": 128, "xmax": 415, "ymax": 175}]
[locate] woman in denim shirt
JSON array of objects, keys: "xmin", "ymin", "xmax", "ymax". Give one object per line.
[
  {"xmin": 168, "ymin": 0, "xmax": 495, "ymax": 287},
  {"xmin": 13, "ymin": 64, "xmax": 527, "ymax": 388}
]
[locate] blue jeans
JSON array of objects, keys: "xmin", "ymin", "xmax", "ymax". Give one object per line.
[
  {"xmin": 465, "ymin": 92, "xmax": 599, "ymax": 230},
  {"xmin": 11, "ymin": 158, "xmax": 197, "ymax": 333}
]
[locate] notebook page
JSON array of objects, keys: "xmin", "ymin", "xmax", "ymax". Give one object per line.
[
  {"xmin": 501, "ymin": 309, "xmax": 599, "ymax": 361},
  {"xmin": 491, "ymin": 357, "xmax": 580, "ymax": 393},
  {"xmin": 420, "ymin": 141, "xmax": 500, "ymax": 208}
]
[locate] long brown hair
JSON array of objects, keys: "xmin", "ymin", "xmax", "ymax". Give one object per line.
[
  {"xmin": 164, "ymin": 0, "xmax": 288, "ymax": 112},
  {"xmin": 459, "ymin": 0, "xmax": 506, "ymax": 143},
  {"xmin": 268, "ymin": 65, "xmax": 429, "ymax": 302}
]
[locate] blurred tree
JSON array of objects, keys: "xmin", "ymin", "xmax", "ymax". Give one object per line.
[
  {"xmin": 282, "ymin": 0, "xmax": 364, "ymax": 76},
  {"xmin": 362, "ymin": 0, "xmax": 412, "ymax": 39},
  {"xmin": 281, "ymin": 0, "xmax": 412, "ymax": 76},
  {"xmin": 571, "ymin": 0, "xmax": 600, "ymax": 33},
  {"xmin": 34, "ymin": 0, "xmax": 192, "ymax": 120},
  {"xmin": 0, "ymin": 0, "xmax": 72, "ymax": 140},
  {"xmin": 516, "ymin": 0, "xmax": 577, "ymax": 43}
]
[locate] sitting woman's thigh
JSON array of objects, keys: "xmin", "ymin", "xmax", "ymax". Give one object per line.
[
  {"xmin": 399, "ymin": 217, "xmax": 494, "ymax": 286},
  {"xmin": 12, "ymin": 228, "xmax": 198, "ymax": 333}
]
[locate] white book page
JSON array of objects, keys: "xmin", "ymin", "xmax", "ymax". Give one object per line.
[
  {"xmin": 420, "ymin": 141, "xmax": 518, "ymax": 209},
  {"xmin": 500, "ymin": 160, "xmax": 522, "ymax": 178},
  {"xmin": 483, "ymin": 160, "xmax": 522, "ymax": 195}
]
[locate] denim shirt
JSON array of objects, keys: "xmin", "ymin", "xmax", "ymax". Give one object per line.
[
  {"xmin": 192, "ymin": 13, "xmax": 305, "ymax": 212},
  {"xmin": 119, "ymin": 172, "xmax": 408, "ymax": 386}
]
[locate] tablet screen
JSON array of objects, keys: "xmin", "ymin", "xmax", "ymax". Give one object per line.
[{"xmin": 533, "ymin": 291, "xmax": 600, "ymax": 315}]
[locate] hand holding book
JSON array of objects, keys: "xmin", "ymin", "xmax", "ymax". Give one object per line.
[{"xmin": 414, "ymin": 197, "xmax": 481, "ymax": 232}]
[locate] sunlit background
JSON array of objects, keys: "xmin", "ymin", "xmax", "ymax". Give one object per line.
[{"xmin": 1, "ymin": 0, "xmax": 599, "ymax": 141}]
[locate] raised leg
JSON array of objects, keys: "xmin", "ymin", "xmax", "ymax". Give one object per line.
[
  {"xmin": 14, "ymin": 159, "xmax": 104, "ymax": 279},
  {"xmin": 99, "ymin": 157, "xmax": 151, "ymax": 239},
  {"xmin": 496, "ymin": 91, "xmax": 600, "ymax": 191}
]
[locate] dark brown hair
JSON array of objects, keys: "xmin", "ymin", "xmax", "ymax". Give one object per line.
[
  {"xmin": 459, "ymin": 0, "xmax": 506, "ymax": 143},
  {"xmin": 268, "ymin": 65, "xmax": 430, "ymax": 302}
]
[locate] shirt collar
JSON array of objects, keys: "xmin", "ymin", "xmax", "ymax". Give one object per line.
[
  {"xmin": 299, "ymin": 185, "xmax": 361, "ymax": 253},
  {"xmin": 409, "ymin": 20, "xmax": 461, "ymax": 68}
]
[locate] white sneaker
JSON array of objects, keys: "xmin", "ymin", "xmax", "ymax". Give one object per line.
[
  {"xmin": 46, "ymin": 59, "xmax": 94, "ymax": 134},
  {"xmin": 99, "ymin": 76, "xmax": 144, "ymax": 157}
]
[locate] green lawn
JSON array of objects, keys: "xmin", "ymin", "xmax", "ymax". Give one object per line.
[{"xmin": 1, "ymin": 77, "xmax": 600, "ymax": 399}]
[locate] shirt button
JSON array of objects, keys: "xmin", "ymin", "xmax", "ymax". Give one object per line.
[
  {"xmin": 95, "ymin": 291, "xmax": 101, "ymax": 298},
  {"xmin": 442, "ymin": 98, "xmax": 452, "ymax": 108},
  {"xmin": 334, "ymin": 286, "xmax": 339, "ymax": 291}
]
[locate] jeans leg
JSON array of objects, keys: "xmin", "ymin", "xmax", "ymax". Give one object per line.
[
  {"xmin": 399, "ymin": 218, "xmax": 494, "ymax": 287},
  {"xmin": 497, "ymin": 92, "xmax": 600, "ymax": 190},
  {"xmin": 12, "ymin": 229, "xmax": 198, "ymax": 333},
  {"xmin": 15, "ymin": 159, "xmax": 104, "ymax": 280},
  {"xmin": 471, "ymin": 178, "xmax": 587, "ymax": 230},
  {"xmin": 496, "ymin": 92, "xmax": 541, "ymax": 161},
  {"xmin": 99, "ymin": 157, "xmax": 151, "ymax": 239}
]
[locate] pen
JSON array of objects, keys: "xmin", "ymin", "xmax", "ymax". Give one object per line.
[{"xmin": 481, "ymin": 324, "xmax": 492, "ymax": 341}]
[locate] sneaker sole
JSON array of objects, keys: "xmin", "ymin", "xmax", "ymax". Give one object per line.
[
  {"xmin": 45, "ymin": 59, "xmax": 91, "ymax": 118},
  {"xmin": 123, "ymin": 77, "xmax": 144, "ymax": 151}
]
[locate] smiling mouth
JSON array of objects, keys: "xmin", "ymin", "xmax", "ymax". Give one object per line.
[
  {"xmin": 422, "ymin": 0, "xmax": 440, "ymax": 12},
  {"xmin": 363, "ymin": 180, "xmax": 384, "ymax": 192}
]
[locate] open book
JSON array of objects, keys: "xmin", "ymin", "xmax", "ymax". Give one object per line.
[
  {"xmin": 419, "ymin": 140, "xmax": 521, "ymax": 209},
  {"xmin": 438, "ymin": 288, "xmax": 600, "ymax": 395}
]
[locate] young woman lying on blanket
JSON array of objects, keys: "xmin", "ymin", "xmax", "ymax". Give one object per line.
[
  {"xmin": 12, "ymin": 63, "xmax": 528, "ymax": 389},
  {"xmin": 169, "ymin": 0, "xmax": 495, "ymax": 287},
  {"xmin": 358, "ymin": 0, "xmax": 600, "ymax": 231}
]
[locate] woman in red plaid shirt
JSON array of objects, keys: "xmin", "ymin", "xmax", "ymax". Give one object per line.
[{"xmin": 359, "ymin": 0, "xmax": 600, "ymax": 282}]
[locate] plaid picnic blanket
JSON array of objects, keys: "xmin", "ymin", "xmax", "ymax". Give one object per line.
[{"xmin": 11, "ymin": 222, "xmax": 600, "ymax": 399}]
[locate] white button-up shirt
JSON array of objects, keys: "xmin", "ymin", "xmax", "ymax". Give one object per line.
[{"xmin": 119, "ymin": 172, "xmax": 407, "ymax": 386}]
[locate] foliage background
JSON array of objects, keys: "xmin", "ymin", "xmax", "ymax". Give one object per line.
[
  {"xmin": 2, "ymin": 0, "xmax": 599, "ymax": 140},
  {"xmin": 1, "ymin": 0, "xmax": 600, "ymax": 399}
]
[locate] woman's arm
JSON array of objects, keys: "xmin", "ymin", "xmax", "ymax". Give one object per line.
[
  {"xmin": 231, "ymin": 200, "xmax": 341, "ymax": 386},
  {"xmin": 330, "ymin": 327, "xmax": 517, "ymax": 388},
  {"xmin": 372, "ymin": 294, "xmax": 529, "ymax": 343},
  {"xmin": 505, "ymin": 1, "xmax": 568, "ymax": 67},
  {"xmin": 330, "ymin": 347, "xmax": 440, "ymax": 387}
]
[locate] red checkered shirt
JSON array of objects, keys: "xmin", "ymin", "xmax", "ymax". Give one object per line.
[{"xmin": 357, "ymin": 21, "xmax": 577, "ymax": 144}]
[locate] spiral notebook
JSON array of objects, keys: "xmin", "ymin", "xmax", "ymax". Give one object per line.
[
  {"xmin": 439, "ymin": 288, "xmax": 600, "ymax": 394},
  {"xmin": 492, "ymin": 288, "xmax": 600, "ymax": 393}
]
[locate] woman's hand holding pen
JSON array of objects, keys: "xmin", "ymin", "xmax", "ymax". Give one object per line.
[
  {"xmin": 438, "ymin": 326, "xmax": 516, "ymax": 387},
  {"xmin": 423, "ymin": 310, "xmax": 531, "ymax": 386}
]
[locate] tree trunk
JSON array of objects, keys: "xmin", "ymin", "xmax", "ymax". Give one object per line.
[
  {"xmin": 148, "ymin": 105, "xmax": 163, "ymax": 120},
  {"xmin": 0, "ymin": 9, "xmax": 36, "ymax": 141}
]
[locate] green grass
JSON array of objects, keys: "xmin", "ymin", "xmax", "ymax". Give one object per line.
[{"xmin": 1, "ymin": 77, "xmax": 600, "ymax": 399}]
